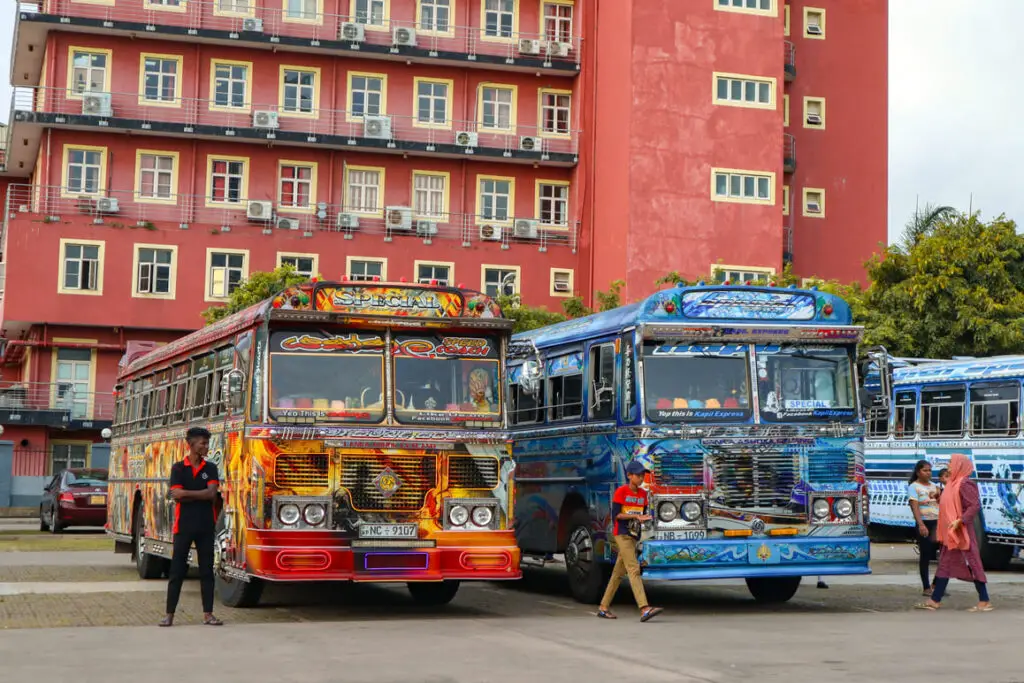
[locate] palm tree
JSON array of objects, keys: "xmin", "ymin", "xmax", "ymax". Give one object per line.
[{"xmin": 898, "ymin": 203, "xmax": 958, "ymax": 252}]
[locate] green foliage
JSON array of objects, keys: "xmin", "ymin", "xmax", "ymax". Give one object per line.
[
  {"xmin": 201, "ymin": 265, "xmax": 313, "ymax": 325},
  {"xmin": 495, "ymin": 294, "xmax": 567, "ymax": 333}
]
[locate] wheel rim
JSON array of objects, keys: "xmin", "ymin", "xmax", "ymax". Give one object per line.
[
  {"xmin": 566, "ymin": 526, "xmax": 594, "ymax": 585},
  {"xmin": 136, "ymin": 517, "xmax": 145, "ymax": 562},
  {"xmin": 214, "ymin": 524, "xmax": 231, "ymax": 583}
]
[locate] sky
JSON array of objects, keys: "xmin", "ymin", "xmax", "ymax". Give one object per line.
[{"xmin": 0, "ymin": 0, "xmax": 1020, "ymax": 245}]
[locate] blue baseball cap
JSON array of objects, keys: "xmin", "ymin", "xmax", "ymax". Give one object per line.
[{"xmin": 625, "ymin": 460, "xmax": 647, "ymax": 476}]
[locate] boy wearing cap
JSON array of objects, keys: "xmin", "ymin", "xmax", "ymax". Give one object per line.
[{"xmin": 597, "ymin": 460, "xmax": 664, "ymax": 622}]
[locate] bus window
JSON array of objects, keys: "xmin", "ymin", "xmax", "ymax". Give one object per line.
[
  {"xmin": 546, "ymin": 353, "xmax": 584, "ymax": 422},
  {"xmin": 866, "ymin": 393, "xmax": 888, "ymax": 438},
  {"xmin": 509, "ymin": 382, "xmax": 542, "ymax": 425},
  {"xmin": 644, "ymin": 342, "xmax": 751, "ymax": 422},
  {"xmin": 893, "ymin": 391, "xmax": 916, "ymax": 438},
  {"xmin": 970, "ymin": 383, "xmax": 1020, "ymax": 437},
  {"xmin": 589, "ymin": 343, "xmax": 615, "ymax": 420},
  {"xmin": 152, "ymin": 385, "xmax": 168, "ymax": 427},
  {"xmin": 139, "ymin": 377, "xmax": 153, "ymax": 426},
  {"xmin": 755, "ymin": 345, "xmax": 855, "ymax": 422},
  {"xmin": 170, "ymin": 362, "xmax": 189, "ymax": 423},
  {"xmin": 621, "ymin": 334, "xmax": 637, "ymax": 422},
  {"xmin": 190, "ymin": 353, "xmax": 216, "ymax": 419},
  {"xmin": 211, "ymin": 345, "xmax": 235, "ymax": 417},
  {"xmin": 921, "ymin": 386, "xmax": 965, "ymax": 437}
]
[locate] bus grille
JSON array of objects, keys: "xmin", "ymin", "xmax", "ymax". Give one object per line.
[
  {"xmin": 340, "ymin": 455, "xmax": 437, "ymax": 511},
  {"xmin": 707, "ymin": 449, "xmax": 799, "ymax": 509},
  {"xmin": 652, "ymin": 452, "xmax": 705, "ymax": 487},
  {"xmin": 808, "ymin": 450, "xmax": 856, "ymax": 484},
  {"xmin": 274, "ymin": 453, "xmax": 330, "ymax": 489},
  {"xmin": 448, "ymin": 456, "xmax": 500, "ymax": 489}
]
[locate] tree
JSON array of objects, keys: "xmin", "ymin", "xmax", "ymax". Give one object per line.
[
  {"xmin": 201, "ymin": 265, "xmax": 312, "ymax": 325},
  {"xmin": 898, "ymin": 202, "xmax": 958, "ymax": 252}
]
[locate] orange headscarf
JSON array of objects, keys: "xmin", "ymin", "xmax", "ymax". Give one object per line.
[{"xmin": 936, "ymin": 453, "xmax": 973, "ymax": 551}]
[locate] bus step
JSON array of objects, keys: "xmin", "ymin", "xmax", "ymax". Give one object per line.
[{"xmin": 521, "ymin": 554, "xmax": 555, "ymax": 568}]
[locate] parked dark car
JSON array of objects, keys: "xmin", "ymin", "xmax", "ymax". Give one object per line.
[{"xmin": 39, "ymin": 468, "xmax": 109, "ymax": 533}]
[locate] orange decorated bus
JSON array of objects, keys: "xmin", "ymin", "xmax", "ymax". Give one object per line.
[{"xmin": 105, "ymin": 280, "xmax": 520, "ymax": 607}]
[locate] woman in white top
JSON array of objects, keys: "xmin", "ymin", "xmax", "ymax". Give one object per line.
[{"xmin": 908, "ymin": 459, "xmax": 940, "ymax": 595}]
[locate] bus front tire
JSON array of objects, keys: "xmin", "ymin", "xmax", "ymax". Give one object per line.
[
  {"xmin": 564, "ymin": 511, "xmax": 611, "ymax": 604},
  {"xmin": 745, "ymin": 576, "xmax": 802, "ymax": 604},
  {"xmin": 213, "ymin": 511, "xmax": 264, "ymax": 608},
  {"xmin": 133, "ymin": 505, "xmax": 167, "ymax": 580},
  {"xmin": 407, "ymin": 580, "xmax": 460, "ymax": 606},
  {"xmin": 975, "ymin": 515, "xmax": 1013, "ymax": 572}
]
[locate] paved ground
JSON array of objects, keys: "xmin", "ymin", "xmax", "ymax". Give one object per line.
[{"xmin": 1, "ymin": 523, "xmax": 1022, "ymax": 682}]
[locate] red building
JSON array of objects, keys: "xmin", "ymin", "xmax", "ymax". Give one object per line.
[{"xmin": 0, "ymin": 0, "xmax": 887, "ymax": 475}]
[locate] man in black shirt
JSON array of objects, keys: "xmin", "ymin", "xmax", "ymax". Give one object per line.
[{"xmin": 160, "ymin": 427, "xmax": 223, "ymax": 627}]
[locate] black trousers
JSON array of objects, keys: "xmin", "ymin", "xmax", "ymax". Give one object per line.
[
  {"xmin": 917, "ymin": 519, "xmax": 938, "ymax": 590},
  {"xmin": 166, "ymin": 528, "xmax": 215, "ymax": 614}
]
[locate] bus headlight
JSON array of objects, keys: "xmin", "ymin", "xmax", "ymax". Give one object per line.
[
  {"xmin": 812, "ymin": 499, "xmax": 831, "ymax": 520},
  {"xmin": 471, "ymin": 506, "xmax": 493, "ymax": 527},
  {"xmin": 449, "ymin": 505, "xmax": 470, "ymax": 526},
  {"xmin": 303, "ymin": 503, "xmax": 326, "ymax": 526},
  {"xmin": 834, "ymin": 498, "xmax": 854, "ymax": 519},
  {"xmin": 278, "ymin": 504, "xmax": 301, "ymax": 526},
  {"xmin": 657, "ymin": 502, "xmax": 678, "ymax": 523},
  {"xmin": 681, "ymin": 501, "xmax": 703, "ymax": 522}
]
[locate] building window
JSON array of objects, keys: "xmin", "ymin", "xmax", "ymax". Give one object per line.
[
  {"xmin": 286, "ymin": 0, "xmax": 318, "ymax": 20},
  {"xmin": 136, "ymin": 247, "xmax": 174, "ymax": 296},
  {"xmin": 65, "ymin": 147, "xmax": 104, "ymax": 195},
  {"xmin": 348, "ymin": 258, "xmax": 386, "ymax": 281},
  {"xmin": 715, "ymin": 0, "xmax": 774, "ymax": 14},
  {"xmin": 137, "ymin": 152, "xmax": 176, "ymax": 201},
  {"xmin": 416, "ymin": 262, "xmax": 452, "ymax": 285},
  {"xmin": 141, "ymin": 55, "xmax": 180, "ymax": 104},
  {"xmin": 537, "ymin": 181, "xmax": 569, "ymax": 226},
  {"xmin": 413, "ymin": 171, "xmax": 448, "ymax": 218},
  {"xmin": 349, "ymin": 73, "xmax": 386, "ymax": 119},
  {"xmin": 803, "ymin": 188, "xmax": 825, "ymax": 217},
  {"xmin": 784, "ymin": 2, "xmax": 790, "ymax": 35},
  {"xmin": 712, "ymin": 169, "xmax": 774, "ymax": 204},
  {"xmin": 353, "ymin": 0, "xmax": 387, "ymax": 25},
  {"xmin": 550, "ymin": 268, "xmax": 573, "ymax": 297},
  {"xmin": 480, "ymin": 85, "xmax": 515, "ymax": 130},
  {"xmin": 482, "ymin": 266, "xmax": 519, "ymax": 297},
  {"xmin": 208, "ymin": 251, "xmax": 247, "ymax": 298},
  {"xmin": 280, "ymin": 254, "xmax": 317, "ymax": 278},
  {"xmin": 61, "ymin": 242, "xmax": 103, "ymax": 293},
  {"xmin": 69, "ymin": 50, "xmax": 109, "ymax": 95},
  {"xmin": 345, "ymin": 167, "xmax": 384, "ymax": 215},
  {"xmin": 147, "ymin": 0, "xmax": 184, "ymax": 7},
  {"xmin": 782, "ymin": 185, "xmax": 790, "ymax": 216},
  {"xmin": 714, "ymin": 73, "xmax": 774, "ymax": 108},
  {"xmin": 543, "ymin": 1, "xmax": 573, "ymax": 42},
  {"xmin": 479, "ymin": 177, "xmax": 514, "ymax": 223},
  {"xmin": 55, "ymin": 349, "xmax": 93, "ymax": 420},
  {"xmin": 483, "ymin": 0, "xmax": 516, "ymax": 39},
  {"xmin": 712, "ymin": 266, "xmax": 774, "ymax": 284},
  {"xmin": 804, "ymin": 96, "xmax": 825, "ymax": 129},
  {"xmin": 51, "ymin": 443, "xmax": 89, "ymax": 472},
  {"xmin": 783, "ymin": 94, "xmax": 789, "ymax": 127},
  {"xmin": 217, "ymin": 0, "xmax": 252, "ymax": 13},
  {"xmin": 804, "ymin": 7, "xmax": 825, "ymax": 38},
  {"xmin": 212, "ymin": 61, "xmax": 250, "ymax": 109},
  {"xmin": 540, "ymin": 90, "xmax": 571, "ymax": 136},
  {"xmin": 209, "ymin": 158, "xmax": 247, "ymax": 204},
  {"xmin": 279, "ymin": 163, "xmax": 315, "ymax": 210},
  {"xmin": 282, "ymin": 68, "xmax": 317, "ymax": 115},
  {"xmin": 415, "ymin": 79, "xmax": 450, "ymax": 127},
  {"xmin": 419, "ymin": 0, "xmax": 451, "ymax": 33}
]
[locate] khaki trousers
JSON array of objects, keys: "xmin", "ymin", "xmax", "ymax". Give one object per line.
[{"xmin": 599, "ymin": 534, "xmax": 648, "ymax": 609}]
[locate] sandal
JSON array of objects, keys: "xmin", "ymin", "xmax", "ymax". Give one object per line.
[
  {"xmin": 596, "ymin": 609, "xmax": 617, "ymax": 619},
  {"xmin": 922, "ymin": 588, "xmax": 933, "ymax": 596},
  {"xmin": 158, "ymin": 615, "xmax": 174, "ymax": 627},
  {"xmin": 640, "ymin": 606, "xmax": 663, "ymax": 622},
  {"xmin": 913, "ymin": 602, "xmax": 940, "ymax": 611},
  {"xmin": 967, "ymin": 604, "xmax": 994, "ymax": 612},
  {"xmin": 203, "ymin": 615, "xmax": 224, "ymax": 626}
]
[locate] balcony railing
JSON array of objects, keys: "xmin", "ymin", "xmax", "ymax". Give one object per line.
[
  {"xmin": 4, "ymin": 184, "xmax": 580, "ymax": 253},
  {"xmin": 18, "ymin": 0, "xmax": 582, "ymax": 72},
  {"xmin": 0, "ymin": 380, "xmax": 115, "ymax": 426},
  {"xmin": 10, "ymin": 85, "xmax": 580, "ymax": 163},
  {"xmin": 784, "ymin": 41, "xmax": 796, "ymax": 81},
  {"xmin": 783, "ymin": 133, "xmax": 796, "ymax": 173}
]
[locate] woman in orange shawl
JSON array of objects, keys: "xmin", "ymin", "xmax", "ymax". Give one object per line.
[{"xmin": 915, "ymin": 453, "xmax": 992, "ymax": 611}]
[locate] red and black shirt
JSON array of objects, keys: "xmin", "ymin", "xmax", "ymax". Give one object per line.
[
  {"xmin": 169, "ymin": 458, "xmax": 219, "ymax": 535},
  {"xmin": 612, "ymin": 485, "xmax": 648, "ymax": 536}
]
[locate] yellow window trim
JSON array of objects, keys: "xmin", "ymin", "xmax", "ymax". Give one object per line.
[
  {"xmin": 343, "ymin": 164, "xmax": 387, "ymax": 217},
  {"xmin": 278, "ymin": 64, "xmax": 322, "ymax": 119},
  {"xmin": 803, "ymin": 96, "xmax": 826, "ymax": 130},
  {"xmin": 534, "ymin": 178, "xmax": 570, "ymax": 231},
  {"xmin": 802, "ymin": 187, "xmax": 826, "ymax": 218},
  {"xmin": 411, "ymin": 77, "xmax": 455, "ymax": 130},
  {"xmin": 411, "ymin": 169, "xmax": 452, "ymax": 221},
  {"xmin": 47, "ymin": 345, "xmax": 98, "ymax": 422},
  {"xmin": 204, "ymin": 247, "xmax": 250, "ymax": 303},
  {"xmin": 346, "ymin": 71, "xmax": 389, "ymax": 123},
  {"xmin": 137, "ymin": 53, "xmax": 185, "ymax": 109},
  {"xmin": 476, "ymin": 82, "xmax": 519, "ymax": 131},
  {"xmin": 711, "ymin": 264, "xmax": 777, "ymax": 283},
  {"xmin": 350, "ymin": 0, "xmax": 391, "ymax": 31},
  {"xmin": 60, "ymin": 144, "xmax": 108, "ymax": 199},
  {"xmin": 549, "ymin": 267, "xmax": 574, "ymax": 298},
  {"xmin": 345, "ymin": 255, "xmax": 389, "ymax": 280},
  {"xmin": 131, "ymin": 243, "xmax": 180, "ymax": 300},
  {"xmin": 801, "ymin": 277, "xmax": 824, "ymax": 288},
  {"xmin": 479, "ymin": 0, "xmax": 519, "ymax": 42},
  {"xmin": 213, "ymin": 0, "xmax": 254, "ymax": 17},
  {"xmin": 712, "ymin": 72, "xmax": 777, "ymax": 110},
  {"xmin": 283, "ymin": 0, "xmax": 324, "ymax": 24},
  {"xmin": 57, "ymin": 237, "xmax": 106, "ymax": 297},
  {"xmin": 277, "ymin": 251, "xmax": 321, "ymax": 277},
  {"xmin": 783, "ymin": 93, "xmax": 789, "ymax": 127},
  {"xmin": 537, "ymin": 87, "xmax": 573, "ymax": 139},
  {"xmin": 803, "ymin": 6, "xmax": 826, "ymax": 39},
  {"xmin": 65, "ymin": 46, "xmax": 113, "ymax": 99},
  {"xmin": 713, "ymin": 0, "xmax": 777, "ymax": 17},
  {"xmin": 208, "ymin": 59, "xmax": 254, "ymax": 113},
  {"xmin": 277, "ymin": 159, "xmax": 319, "ymax": 214},
  {"xmin": 133, "ymin": 149, "xmax": 181, "ymax": 205},
  {"xmin": 783, "ymin": 3, "xmax": 790, "ymax": 35},
  {"xmin": 49, "ymin": 441, "xmax": 96, "ymax": 471},
  {"xmin": 480, "ymin": 264, "xmax": 521, "ymax": 294},
  {"xmin": 205, "ymin": 154, "xmax": 251, "ymax": 209},
  {"xmin": 782, "ymin": 184, "xmax": 790, "ymax": 216},
  {"xmin": 144, "ymin": 0, "xmax": 188, "ymax": 13},
  {"xmin": 476, "ymin": 174, "xmax": 517, "ymax": 226},
  {"xmin": 413, "ymin": 259, "xmax": 456, "ymax": 285},
  {"xmin": 710, "ymin": 167, "xmax": 776, "ymax": 206},
  {"xmin": 415, "ymin": 0, "xmax": 457, "ymax": 37}
]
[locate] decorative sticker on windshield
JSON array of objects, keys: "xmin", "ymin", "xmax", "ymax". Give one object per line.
[
  {"xmin": 275, "ymin": 332, "xmax": 386, "ymax": 353},
  {"xmin": 314, "ymin": 286, "xmax": 464, "ymax": 317},
  {"xmin": 392, "ymin": 336, "xmax": 497, "ymax": 359},
  {"xmin": 671, "ymin": 290, "xmax": 818, "ymax": 321}
]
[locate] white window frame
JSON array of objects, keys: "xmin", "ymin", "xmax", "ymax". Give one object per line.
[
  {"xmin": 344, "ymin": 166, "xmax": 384, "ymax": 216},
  {"xmin": 479, "ymin": 177, "xmax": 514, "ymax": 223},
  {"xmin": 134, "ymin": 245, "xmax": 176, "ymax": 297},
  {"xmin": 415, "ymin": 260, "xmax": 454, "ymax": 286},
  {"xmin": 212, "ymin": 62, "xmax": 250, "ymax": 109},
  {"xmin": 279, "ymin": 253, "xmax": 318, "ymax": 278},
  {"xmin": 415, "ymin": 79, "xmax": 451, "ymax": 128},
  {"xmin": 60, "ymin": 240, "xmax": 104, "ymax": 295},
  {"xmin": 349, "ymin": 73, "xmax": 386, "ymax": 120},
  {"xmin": 65, "ymin": 148, "xmax": 104, "ymax": 195},
  {"xmin": 711, "ymin": 168, "xmax": 774, "ymax": 205},
  {"xmin": 711, "ymin": 264, "xmax": 776, "ymax": 285},
  {"xmin": 278, "ymin": 162, "xmax": 315, "ymax": 210},
  {"xmin": 138, "ymin": 152, "xmax": 176, "ymax": 201},
  {"xmin": 282, "ymin": 68, "xmax": 317, "ymax": 115},
  {"xmin": 537, "ymin": 181, "xmax": 569, "ymax": 226},
  {"xmin": 540, "ymin": 90, "xmax": 571, "ymax": 136},
  {"xmin": 141, "ymin": 55, "xmax": 180, "ymax": 105},
  {"xmin": 714, "ymin": 0, "xmax": 775, "ymax": 16},
  {"xmin": 418, "ymin": 0, "xmax": 452, "ymax": 34},
  {"xmin": 482, "ymin": 265, "xmax": 520, "ymax": 297},
  {"xmin": 347, "ymin": 257, "xmax": 387, "ymax": 282},
  {"xmin": 483, "ymin": 0, "xmax": 517, "ymax": 40},
  {"xmin": 286, "ymin": 0, "xmax": 319, "ymax": 20},
  {"xmin": 542, "ymin": 1, "xmax": 573, "ymax": 43},
  {"xmin": 353, "ymin": 0, "xmax": 387, "ymax": 26},
  {"xmin": 480, "ymin": 85, "xmax": 515, "ymax": 130},
  {"xmin": 413, "ymin": 171, "xmax": 448, "ymax": 219},
  {"xmin": 207, "ymin": 250, "xmax": 249, "ymax": 300},
  {"xmin": 69, "ymin": 50, "xmax": 108, "ymax": 96},
  {"xmin": 713, "ymin": 73, "xmax": 775, "ymax": 109}
]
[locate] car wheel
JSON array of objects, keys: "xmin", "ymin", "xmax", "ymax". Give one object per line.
[
  {"xmin": 407, "ymin": 581, "xmax": 460, "ymax": 606},
  {"xmin": 746, "ymin": 576, "xmax": 802, "ymax": 603},
  {"xmin": 564, "ymin": 510, "xmax": 612, "ymax": 604},
  {"xmin": 50, "ymin": 507, "xmax": 64, "ymax": 534},
  {"xmin": 39, "ymin": 505, "xmax": 50, "ymax": 532}
]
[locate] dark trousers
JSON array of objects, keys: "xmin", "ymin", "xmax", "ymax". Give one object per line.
[
  {"xmin": 931, "ymin": 576, "xmax": 989, "ymax": 603},
  {"xmin": 917, "ymin": 519, "xmax": 938, "ymax": 590},
  {"xmin": 166, "ymin": 528, "xmax": 215, "ymax": 614}
]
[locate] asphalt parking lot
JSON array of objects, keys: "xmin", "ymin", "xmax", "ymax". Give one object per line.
[{"xmin": 1, "ymin": 518, "xmax": 1022, "ymax": 683}]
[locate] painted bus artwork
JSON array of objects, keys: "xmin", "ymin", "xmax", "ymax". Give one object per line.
[
  {"xmin": 507, "ymin": 284, "xmax": 870, "ymax": 604},
  {"xmin": 862, "ymin": 351, "xmax": 1024, "ymax": 570},
  {"xmin": 105, "ymin": 281, "xmax": 520, "ymax": 608}
]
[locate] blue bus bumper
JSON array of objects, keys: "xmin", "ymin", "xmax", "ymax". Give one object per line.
[{"xmin": 638, "ymin": 535, "xmax": 871, "ymax": 581}]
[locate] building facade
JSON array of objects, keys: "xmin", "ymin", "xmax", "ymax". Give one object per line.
[{"xmin": 0, "ymin": 0, "xmax": 887, "ymax": 476}]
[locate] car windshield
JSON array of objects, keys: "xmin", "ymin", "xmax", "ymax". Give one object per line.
[
  {"xmin": 392, "ymin": 334, "xmax": 502, "ymax": 424},
  {"xmin": 755, "ymin": 344, "xmax": 857, "ymax": 421},
  {"xmin": 67, "ymin": 470, "xmax": 108, "ymax": 487},
  {"xmin": 268, "ymin": 329, "xmax": 387, "ymax": 423},
  {"xmin": 642, "ymin": 342, "xmax": 751, "ymax": 422}
]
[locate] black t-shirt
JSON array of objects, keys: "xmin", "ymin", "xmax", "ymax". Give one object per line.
[{"xmin": 169, "ymin": 458, "xmax": 220, "ymax": 534}]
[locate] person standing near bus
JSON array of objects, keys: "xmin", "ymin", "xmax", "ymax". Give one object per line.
[
  {"xmin": 907, "ymin": 459, "xmax": 940, "ymax": 595},
  {"xmin": 160, "ymin": 427, "xmax": 224, "ymax": 627},
  {"xmin": 597, "ymin": 460, "xmax": 664, "ymax": 622}
]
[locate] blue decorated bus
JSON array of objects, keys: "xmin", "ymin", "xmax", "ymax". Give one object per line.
[
  {"xmin": 507, "ymin": 283, "xmax": 870, "ymax": 604},
  {"xmin": 863, "ymin": 351, "xmax": 1024, "ymax": 570}
]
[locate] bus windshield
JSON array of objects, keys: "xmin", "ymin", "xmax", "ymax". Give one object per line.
[
  {"xmin": 392, "ymin": 334, "xmax": 501, "ymax": 424},
  {"xmin": 755, "ymin": 344, "xmax": 856, "ymax": 422},
  {"xmin": 642, "ymin": 342, "xmax": 751, "ymax": 422},
  {"xmin": 268, "ymin": 329, "xmax": 387, "ymax": 423}
]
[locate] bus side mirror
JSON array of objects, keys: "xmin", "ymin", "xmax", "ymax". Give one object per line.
[{"xmin": 222, "ymin": 369, "xmax": 246, "ymax": 408}]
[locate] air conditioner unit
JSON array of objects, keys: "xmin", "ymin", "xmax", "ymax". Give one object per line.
[
  {"xmin": 242, "ymin": 17, "xmax": 263, "ymax": 32},
  {"xmin": 455, "ymin": 131, "xmax": 479, "ymax": 148},
  {"xmin": 95, "ymin": 197, "xmax": 120, "ymax": 214},
  {"xmin": 364, "ymin": 115, "xmax": 392, "ymax": 139},
  {"xmin": 277, "ymin": 217, "xmax": 300, "ymax": 230},
  {"xmin": 253, "ymin": 110, "xmax": 279, "ymax": 129},
  {"xmin": 546, "ymin": 41, "xmax": 572, "ymax": 58},
  {"xmin": 393, "ymin": 26, "xmax": 417, "ymax": 46},
  {"xmin": 519, "ymin": 136, "xmax": 541, "ymax": 152},
  {"xmin": 806, "ymin": 23, "xmax": 822, "ymax": 35},
  {"xmin": 246, "ymin": 200, "xmax": 273, "ymax": 221},
  {"xmin": 513, "ymin": 219, "xmax": 538, "ymax": 239},
  {"xmin": 336, "ymin": 213, "xmax": 360, "ymax": 229},
  {"xmin": 386, "ymin": 206, "xmax": 414, "ymax": 231},
  {"xmin": 479, "ymin": 224, "xmax": 502, "ymax": 242},
  {"xmin": 416, "ymin": 220, "xmax": 438, "ymax": 236},
  {"xmin": 553, "ymin": 277, "xmax": 571, "ymax": 293},
  {"xmin": 806, "ymin": 113, "xmax": 823, "ymax": 126},
  {"xmin": 81, "ymin": 92, "xmax": 112, "ymax": 117},
  {"xmin": 340, "ymin": 22, "xmax": 366, "ymax": 42},
  {"xmin": 806, "ymin": 201, "xmax": 822, "ymax": 214},
  {"xmin": 518, "ymin": 39, "xmax": 542, "ymax": 55}
]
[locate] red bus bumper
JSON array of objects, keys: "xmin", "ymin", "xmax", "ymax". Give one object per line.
[{"xmin": 242, "ymin": 528, "xmax": 522, "ymax": 583}]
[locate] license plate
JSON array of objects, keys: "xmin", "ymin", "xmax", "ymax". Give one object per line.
[
  {"xmin": 654, "ymin": 530, "xmax": 707, "ymax": 541},
  {"xmin": 89, "ymin": 495, "xmax": 106, "ymax": 506},
  {"xmin": 358, "ymin": 524, "xmax": 418, "ymax": 539}
]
